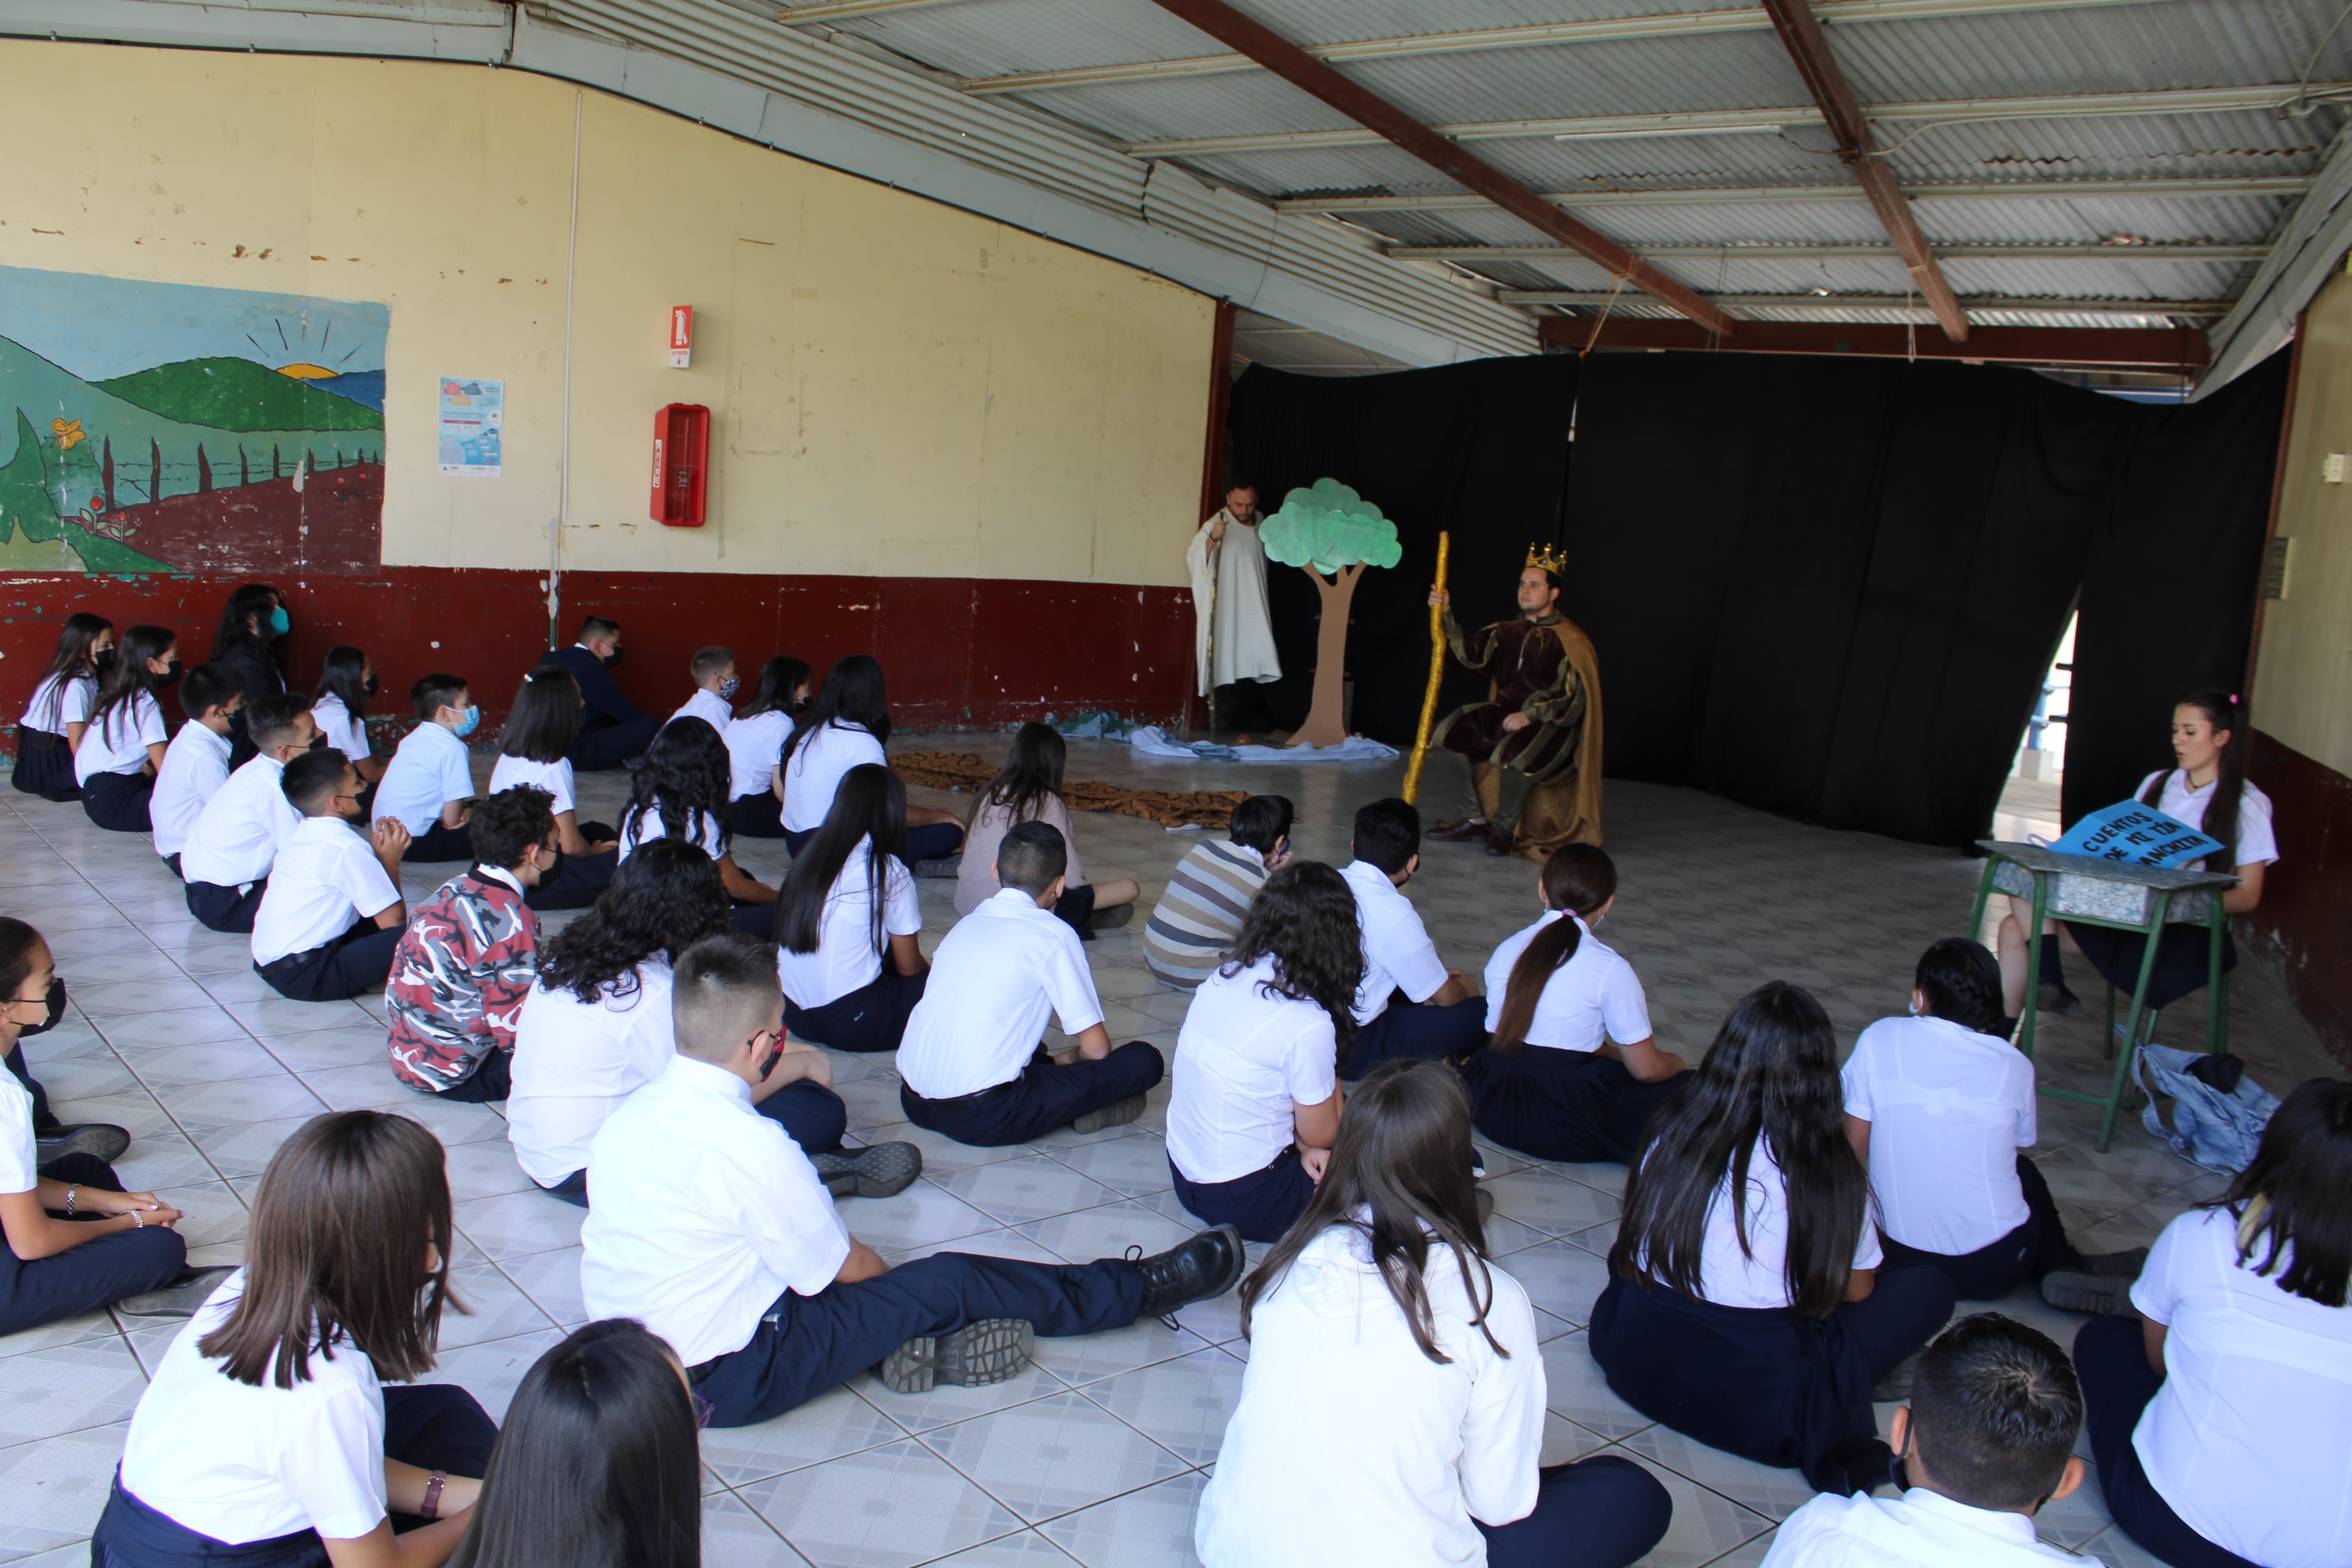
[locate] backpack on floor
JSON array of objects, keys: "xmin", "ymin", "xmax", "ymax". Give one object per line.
[{"xmin": 2133, "ymin": 1040, "xmax": 2279, "ymax": 1173}]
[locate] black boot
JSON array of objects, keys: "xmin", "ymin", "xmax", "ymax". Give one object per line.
[
  {"xmin": 1131, "ymin": 1224, "xmax": 1245, "ymax": 1318},
  {"xmin": 2036, "ymin": 933, "xmax": 2081, "ymax": 1016}
]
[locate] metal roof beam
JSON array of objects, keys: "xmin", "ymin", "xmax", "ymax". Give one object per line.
[
  {"xmin": 1540, "ymin": 315, "xmax": 2208, "ymax": 369},
  {"xmin": 1278, "ymin": 175, "xmax": 2315, "ymax": 212},
  {"xmin": 1125, "ymin": 83, "xmax": 2352, "ymax": 157},
  {"xmin": 1139, "ymin": 0, "xmax": 1736, "ymax": 334},
  {"xmin": 1396, "ymin": 243, "xmax": 2267, "ymax": 262},
  {"xmin": 1504, "ymin": 290, "xmax": 2227, "ymax": 314}
]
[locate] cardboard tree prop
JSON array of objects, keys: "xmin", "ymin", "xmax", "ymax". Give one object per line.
[{"xmin": 1259, "ymin": 478, "xmax": 1403, "ymax": 748}]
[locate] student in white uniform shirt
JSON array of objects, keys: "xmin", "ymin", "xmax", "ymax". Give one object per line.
[
  {"xmin": 179, "ymin": 693, "xmax": 316, "ymax": 934},
  {"xmin": 1198, "ymin": 1060, "xmax": 1673, "ymax": 1568},
  {"xmin": 776, "ymin": 654, "xmax": 965, "ymax": 864},
  {"xmin": 1999, "ymin": 688, "xmax": 2278, "ymax": 1020},
  {"xmin": 665, "ymin": 643, "xmax": 737, "ymax": 736},
  {"xmin": 727, "ymin": 654, "xmax": 807, "ymax": 839},
  {"xmin": 2074, "ymin": 1076, "xmax": 2352, "ymax": 1568},
  {"xmin": 1337, "ymin": 797, "xmax": 1485, "ymax": 1079},
  {"xmin": 13, "ymin": 610, "xmax": 112, "ymax": 802},
  {"xmin": 1591, "ymin": 981, "xmax": 1958, "ymax": 1497},
  {"xmin": 75, "ymin": 623, "xmax": 179, "ymax": 832},
  {"xmin": 1765, "ymin": 1312, "xmax": 2098, "ymax": 1568},
  {"xmin": 896, "ymin": 822, "xmax": 1165, "ymax": 1146},
  {"xmin": 488, "ymin": 663, "xmax": 617, "ymax": 912},
  {"xmin": 311, "ymin": 646, "xmax": 387, "ymax": 792},
  {"xmin": 614, "ymin": 716, "xmax": 776, "ymax": 933},
  {"xmin": 93, "ymin": 1110, "xmax": 499, "ymax": 1568},
  {"xmin": 252, "ymin": 748, "xmax": 413, "ymax": 1001},
  {"xmin": 373, "ymin": 672, "xmax": 481, "ymax": 862},
  {"xmin": 1166, "ymin": 860, "xmax": 1353, "ymax": 1242},
  {"xmin": 1461, "ymin": 845, "xmax": 1689, "ymax": 1166},
  {"xmin": 1844, "ymin": 939, "xmax": 2140, "ymax": 1313},
  {"xmin": 774, "ymin": 763, "xmax": 929, "ymax": 1053},
  {"xmin": 582, "ymin": 935, "xmax": 1245, "ymax": 1426},
  {"xmin": 150, "ymin": 664, "xmax": 246, "ymax": 878}
]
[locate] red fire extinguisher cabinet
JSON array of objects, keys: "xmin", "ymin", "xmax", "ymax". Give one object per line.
[{"xmin": 650, "ymin": 404, "xmax": 710, "ymax": 526}]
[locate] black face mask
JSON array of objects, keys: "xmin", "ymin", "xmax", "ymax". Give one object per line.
[
  {"xmin": 362, "ymin": 675, "xmax": 381, "ymax": 698},
  {"xmin": 602, "ymin": 646, "xmax": 624, "ymax": 669},
  {"xmin": 19, "ymin": 977, "xmax": 66, "ymax": 1037},
  {"xmin": 92, "ymin": 649, "xmax": 117, "ymax": 677},
  {"xmin": 308, "ymin": 729, "xmax": 330, "ymax": 751},
  {"xmin": 154, "ymin": 662, "xmax": 183, "ymax": 691}
]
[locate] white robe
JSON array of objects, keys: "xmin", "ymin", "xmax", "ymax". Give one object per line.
[{"xmin": 1188, "ymin": 509, "xmax": 1283, "ymax": 695}]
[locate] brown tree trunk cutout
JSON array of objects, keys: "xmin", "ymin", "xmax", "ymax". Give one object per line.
[{"xmin": 1291, "ymin": 562, "xmax": 1363, "ymax": 748}]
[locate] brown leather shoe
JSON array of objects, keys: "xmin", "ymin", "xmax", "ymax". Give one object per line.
[
  {"xmin": 1427, "ymin": 818, "xmax": 1491, "ymax": 842},
  {"xmin": 1484, "ymin": 827, "xmax": 1515, "ymax": 857}
]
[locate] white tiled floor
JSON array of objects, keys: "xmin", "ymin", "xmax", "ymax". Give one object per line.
[{"xmin": 2, "ymin": 739, "xmax": 2339, "ymax": 1567}]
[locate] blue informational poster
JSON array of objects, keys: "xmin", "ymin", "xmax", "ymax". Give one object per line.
[
  {"xmin": 437, "ymin": 377, "xmax": 503, "ymax": 477},
  {"xmin": 2046, "ymin": 800, "xmax": 2223, "ymax": 868}
]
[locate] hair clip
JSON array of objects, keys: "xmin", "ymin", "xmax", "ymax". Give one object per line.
[{"xmin": 2229, "ymin": 692, "xmax": 2241, "ymax": 705}]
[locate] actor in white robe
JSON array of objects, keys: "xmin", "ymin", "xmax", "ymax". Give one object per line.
[{"xmin": 1188, "ymin": 483, "xmax": 1283, "ymax": 701}]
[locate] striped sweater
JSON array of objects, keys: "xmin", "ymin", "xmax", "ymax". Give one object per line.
[{"xmin": 1142, "ymin": 839, "xmax": 1269, "ymax": 988}]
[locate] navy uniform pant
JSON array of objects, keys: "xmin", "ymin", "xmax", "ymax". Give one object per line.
[
  {"xmin": 1478, "ymin": 1457, "xmax": 1675, "ymax": 1568},
  {"xmin": 0, "ymin": 1152, "xmax": 187, "ymax": 1336},
  {"xmin": 786, "ymin": 968, "xmax": 929, "ymax": 1054},
  {"xmin": 186, "ymin": 876, "xmax": 269, "ymax": 933},
  {"xmin": 1169, "ymin": 1144, "xmax": 1316, "ymax": 1244},
  {"xmin": 534, "ymin": 1080, "xmax": 846, "ymax": 1209},
  {"xmin": 1344, "ymin": 995, "xmax": 1487, "ymax": 1080},
  {"xmin": 1880, "ymin": 1155, "xmax": 2085, "ymax": 1301},
  {"xmin": 2075, "ymin": 1314, "xmax": 2260, "ymax": 1568},
  {"xmin": 899, "ymin": 1042, "xmax": 1164, "ymax": 1148},
  {"xmin": 570, "ymin": 713, "xmax": 660, "ymax": 773},
  {"xmin": 81, "ymin": 771, "xmax": 154, "ymax": 833},
  {"xmin": 522, "ymin": 846, "xmax": 616, "ymax": 913},
  {"xmin": 257, "ymin": 918, "xmax": 403, "ymax": 1002}
]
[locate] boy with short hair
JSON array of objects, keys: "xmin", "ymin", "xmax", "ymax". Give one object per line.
[
  {"xmin": 669, "ymin": 645, "xmax": 737, "ymax": 735},
  {"xmin": 251, "ymin": 748, "xmax": 411, "ymax": 1001},
  {"xmin": 1763, "ymin": 1313, "xmax": 2095, "ymax": 1566},
  {"xmin": 386, "ymin": 786, "xmax": 560, "ymax": 1102},
  {"xmin": 1142, "ymin": 793, "xmax": 1293, "ymax": 989},
  {"xmin": 896, "ymin": 821, "xmax": 1165, "ymax": 1145},
  {"xmin": 550, "ymin": 615, "xmax": 658, "ymax": 771},
  {"xmin": 179, "ymin": 692, "xmax": 317, "ymax": 933},
  {"xmin": 150, "ymin": 663, "xmax": 246, "ymax": 878},
  {"xmin": 374, "ymin": 672, "xmax": 479, "ymax": 861},
  {"xmin": 1340, "ymin": 796, "xmax": 1486, "ymax": 1078}
]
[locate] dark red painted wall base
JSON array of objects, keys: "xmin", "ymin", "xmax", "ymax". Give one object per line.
[
  {"xmin": 0, "ymin": 567, "xmax": 1193, "ymax": 738},
  {"xmin": 2245, "ymin": 729, "xmax": 2352, "ymax": 1070}
]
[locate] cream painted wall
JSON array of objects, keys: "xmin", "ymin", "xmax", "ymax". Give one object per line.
[
  {"xmin": 2255, "ymin": 271, "xmax": 2352, "ymax": 776},
  {"xmin": 0, "ymin": 42, "xmax": 1212, "ymax": 586}
]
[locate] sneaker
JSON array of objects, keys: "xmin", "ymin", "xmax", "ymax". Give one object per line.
[
  {"xmin": 2041, "ymin": 1269, "xmax": 2135, "ymax": 1316},
  {"xmin": 2036, "ymin": 978, "xmax": 2082, "ymax": 1016},
  {"xmin": 1072, "ymin": 1094, "xmax": 1147, "ymax": 1136},
  {"xmin": 913, "ymin": 854, "xmax": 963, "ymax": 880},
  {"xmin": 1092, "ymin": 903, "xmax": 1134, "ymax": 931},
  {"xmin": 1871, "ymin": 1352, "xmax": 1920, "ymax": 1402},
  {"xmin": 36, "ymin": 1123, "xmax": 131, "ymax": 1165},
  {"xmin": 1131, "ymin": 1224, "xmax": 1246, "ymax": 1318},
  {"xmin": 876, "ymin": 1317, "xmax": 1034, "ymax": 1393},
  {"xmin": 811, "ymin": 1142, "xmax": 922, "ymax": 1200},
  {"xmin": 117, "ymin": 1265, "xmax": 238, "ymax": 1320},
  {"xmin": 2082, "ymin": 1246, "xmax": 2150, "ymax": 1280}
]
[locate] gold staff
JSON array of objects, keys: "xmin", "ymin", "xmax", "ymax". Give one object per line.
[{"xmin": 1401, "ymin": 530, "xmax": 1450, "ymax": 804}]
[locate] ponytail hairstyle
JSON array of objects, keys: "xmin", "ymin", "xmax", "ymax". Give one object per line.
[
  {"xmin": 1491, "ymin": 845, "xmax": 1618, "ymax": 1055},
  {"xmin": 1913, "ymin": 938, "xmax": 2007, "ymax": 1038},
  {"xmin": 2143, "ymin": 689, "xmax": 2247, "ymax": 871},
  {"xmin": 31, "ymin": 612, "xmax": 112, "ymax": 728},
  {"xmin": 1219, "ymin": 859, "xmax": 1363, "ymax": 1058},
  {"xmin": 88, "ymin": 624, "xmax": 177, "ymax": 749},
  {"xmin": 972, "ymin": 722, "xmax": 1066, "ymax": 829}
]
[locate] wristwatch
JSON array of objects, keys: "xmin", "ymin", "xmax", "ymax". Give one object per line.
[{"xmin": 420, "ymin": 1472, "xmax": 447, "ymax": 1521}]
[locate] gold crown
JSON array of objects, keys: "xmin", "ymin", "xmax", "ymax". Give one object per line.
[{"xmin": 1525, "ymin": 541, "xmax": 1569, "ymax": 575}]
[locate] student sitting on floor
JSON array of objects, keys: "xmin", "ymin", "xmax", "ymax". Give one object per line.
[
  {"xmin": 386, "ymin": 786, "xmax": 558, "ymax": 1105},
  {"xmin": 1339, "ymin": 797, "xmax": 1485, "ymax": 1079},
  {"xmin": 252, "ymin": 748, "xmax": 413, "ymax": 1002},
  {"xmin": 616, "ymin": 716, "xmax": 775, "ymax": 933},
  {"xmin": 13, "ymin": 611, "xmax": 113, "ymax": 802},
  {"xmin": 1142, "ymin": 793, "xmax": 1292, "ymax": 989},
  {"xmin": 93, "ymin": 1111, "xmax": 499, "ymax": 1568},
  {"xmin": 776, "ymin": 654, "xmax": 965, "ymax": 865},
  {"xmin": 1459, "ymin": 844, "xmax": 1690, "ymax": 1166},
  {"xmin": 582, "ymin": 933, "xmax": 1244, "ymax": 1424},
  {"xmin": 488, "ymin": 663, "xmax": 617, "ymax": 912},
  {"xmin": 896, "ymin": 822, "xmax": 1165, "ymax": 1146},
  {"xmin": 209, "ymin": 582, "xmax": 290, "ymax": 767},
  {"xmin": 953, "ymin": 722, "xmax": 1140, "ymax": 939},
  {"xmin": 179, "ymin": 692, "xmax": 316, "ymax": 934},
  {"xmin": 445, "ymin": 1321, "xmax": 702, "ymax": 1568},
  {"xmin": 727, "ymin": 654, "xmax": 807, "ymax": 839},
  {"xmin": 312, "ymin": 645, "xmax": 388, "ymax": 787},
  {"xmin": 1591, "ymin": 980, "xmax": 1958, "ymax": 1497},
  {"xmin": 1844, "ymin": 938, "xmax": 2141, "ymax": 1312},
  {"xmin": 548, "ymin": 616, "xmax": 659, "ymax": 772},
  {"xmin": 667, "ymin": 643, "xmax": 737, "ymax": 735},
  {"xmin": 1198, "ymin": 1060, "xmax": 1674, "ymax": 1568},
  {"xmin": 374, "ymin": 672, "xmax": 481, "ymax": 863},
  {"xmin": 74, "ymin": 624, "xmax": 178, "ymax": 833},
  {"xmin": 0, "ymin": 918, "xmax": 224, "ymax": 1334},
  {"xmin": 1166, "ymin": 860, "xmax": 1353, "ymax": 1242},
  {"xmin": 0, "ymin": 920, "xmax": 132, "ymax": 1174},
  {"xmin": 2074, "ymin": 1076, "xmax": 2352, "ymax": 1568},
  {"xmin": 149, "ymin": 664, "xmax": 245, "ymax": 880},
  {"xmin": 1765, "ymin": 1312, "xmax": 2094, "ymax": 1567},
  {"xmin": 775, "ymin": 763, "xmax": 929, "ymax": 1053},
  {"xmin": 508, "ymin": 844, "xmax": 903, "ymax": 1207}
]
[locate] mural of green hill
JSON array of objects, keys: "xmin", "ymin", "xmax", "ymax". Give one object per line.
[{"xmin": 96, "ymin": 356, "xmax": 383, "ymax": 432}]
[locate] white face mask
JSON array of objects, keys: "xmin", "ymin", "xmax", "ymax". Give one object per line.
[{"xmin": 1908, "ymin": 995, "xmax": 1925, "ymax": 1017}]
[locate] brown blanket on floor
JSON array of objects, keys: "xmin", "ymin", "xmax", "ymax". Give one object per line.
[{"xmin": 894, "ymin": 751, "xmax": 1246, "ymax": 829}]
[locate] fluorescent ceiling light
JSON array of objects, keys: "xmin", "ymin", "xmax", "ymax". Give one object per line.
[{"xmin": 1554, "ymin": 123, "xmax": 1785, "ymax": 141}]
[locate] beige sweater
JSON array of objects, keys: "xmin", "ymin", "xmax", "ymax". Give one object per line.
[{"xmin": 955, "ymin": 792, "xmax": 1087, "ymax": 916}]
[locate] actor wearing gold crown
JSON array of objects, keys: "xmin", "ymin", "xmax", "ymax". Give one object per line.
[{"xmin": 1423, "ymin": 544, "xmax": 1605, "ymax": 861}]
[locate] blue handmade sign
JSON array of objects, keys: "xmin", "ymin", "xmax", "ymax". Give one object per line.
[{"xmin": 2046, "ymin": 800, "xmax": 2222, "ymax": 868}]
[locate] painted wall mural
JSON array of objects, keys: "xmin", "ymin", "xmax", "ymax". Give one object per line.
[{"xmin": 0, "ymin": 266, "xmax": 386, "ymax": 575}]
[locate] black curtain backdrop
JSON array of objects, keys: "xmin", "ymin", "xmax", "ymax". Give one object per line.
[{"xmin": 1226, "ymin": 349, "xmax": 2287, "ymax": 850}]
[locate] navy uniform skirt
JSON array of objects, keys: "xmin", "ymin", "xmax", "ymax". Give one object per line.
[
  {"xmin": 2064, "ymin": 921, "xmax": 2234, "ymax": 1013},
  {"xmin": 11, "ymin": 726, "xmax": 79, "ymax": 802},
  {"xmin": 1458, "ymin": 1045, "xmax": 1686, "ymax": 1165}
]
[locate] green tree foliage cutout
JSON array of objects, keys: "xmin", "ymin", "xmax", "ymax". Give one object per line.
[{"xmin": 1258, "ymin": 478, "xmax": 1403, "ymax": 748}]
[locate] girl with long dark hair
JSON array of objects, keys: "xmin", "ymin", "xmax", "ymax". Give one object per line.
[
  {"xmin": 94, "ymin": 1110, "xmax": 499, "ymax": 1568},
  {"xmin": 954, "ymin": 722, "xmax": 1138, "ymax": 938},
  {"xmin": 774, "ymin": 763, "xmax": 929, "ymax": 1053},
  {"xmin": 1843, "ymin": 938, "xmax": 2139, "ymax": 1310},
  {"xmin": 1591, "ymin": 981, "xmax": 1956, "ymax": 1496},
  {"xmin": 1458, "ymin": 845, "xmax": 1690, "ymax": 1166},
  {"xmin": 446, "ymin": 1321, "xmax": 700, "ymax": 1568},
  {"xmin": 312, "ymin": 646, "xmax": 386, "ymax": 786},
  {"xmin": 489, "ymin": 664, "xmax": 618, "ymax": 911},
  {"xmin": 13, "ymin": 610, "xmax": 114, "ymax": 801},
  {"xmin": 1166, "ymin": 861, "xmax": 1357, "ymax": 1241},
  {"xmin": 775, "ymin": 654, "xmax": 963, "ymax": 863},
  {"xmin": 1998, "ymin": 688, "xmax": 2276, "ymax": 1021},
  {"xmin": 2075, "ymin": 1076, "xmax": 2352, "ymax": 1568},
  {"xmin": 210, "ymin": 582, "xmax": 289, "ymax": 765},
  {"xmin": 616, "ymin": 717, "xmax": 775, "ymax": 933},
  {"xmin": 75, "ymin": 623, "xmax": 179, "ymax": 832},
  {"xmin": 1198, "ymin": 1060, "xmax": 1673, "ymax": 1568},
  {"xmin": 727, "ymin": 654, "xmax": 808, "ymax": 839}
]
